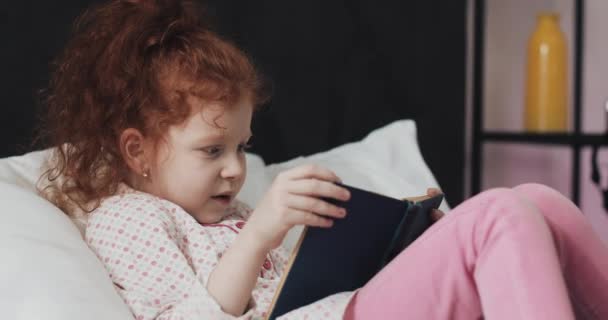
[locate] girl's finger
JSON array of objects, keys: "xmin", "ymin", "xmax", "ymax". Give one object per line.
[
  {"xmin": 427, "ymin": 188, "xmax": 442, "ymax": 196},
  {"xmin": 280, "ymin": 164, "xmax": 341, "ymax": 183},
  {"xmin": 286, "ymin": 179, "xmax": 350, "ymax": 201},
  {"xmin": 285, "ymin": 194, "xmax": 347, "ymax": 219},
  {"xmin": 431, "ymin": 209, "xmax": 445, "ymax": 222},
  {"xmin": 303, "ymin": 212, "xmax": 334, "ymax": 228},
  {"xmin": 285, "ymin": 208, "xmax": 334, "ymax": 228}
]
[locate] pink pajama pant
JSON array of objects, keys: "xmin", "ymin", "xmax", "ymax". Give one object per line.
[{"xmin": 344, "ymin": 183, "xmax": 608, "ymax": 319}]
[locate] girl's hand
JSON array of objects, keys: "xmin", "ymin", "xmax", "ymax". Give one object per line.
[
  {"xmin": 245, "ymin": 164, "xmax": 351, "ymax": 251},
  {"xmin": 426, "ymin": 187, "xmax": 445, "ymax": 222}
]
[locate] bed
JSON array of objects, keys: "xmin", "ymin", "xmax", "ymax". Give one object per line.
[{"xmin": 0, "ymin": 1, "xmax": 466, "ymax": 319}]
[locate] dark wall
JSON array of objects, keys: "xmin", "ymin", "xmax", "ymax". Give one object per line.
[
  {"xmin": 0, "ymin": 1, "xmax": 466, "ymax": 205},
  {"xmin": 1, "ymin": 1, "xmax": 95, "ymax": 157}
]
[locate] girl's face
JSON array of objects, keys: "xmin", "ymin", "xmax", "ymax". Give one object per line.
[{"xmin": 145, "ymin": 95, "xmax": 253, "ymax": 224}]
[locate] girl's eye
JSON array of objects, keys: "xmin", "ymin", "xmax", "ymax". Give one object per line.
[
  {"xmin": 238, "ymin": 143, "xmax": 252, "ymax": 153},
  {"xmin": 201, "ymin": 146, "xmax": 223, "ymax": 157}
]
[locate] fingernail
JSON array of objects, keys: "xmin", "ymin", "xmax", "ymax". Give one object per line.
[
  {"xmin": 343, "ymin": 190, "xmax": 351, "ymax": 199},
  {"xmin": 341, "ymin": 208, "xmax": 347, "ymax": 217}
]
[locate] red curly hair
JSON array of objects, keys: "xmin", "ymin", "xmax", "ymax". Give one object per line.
[{"xmin": 38, "ymin": 0, "xmax": 268, "ymax": 215}]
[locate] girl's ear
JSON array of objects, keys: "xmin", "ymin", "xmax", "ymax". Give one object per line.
[{"xmin": 119, "ymin": 128, "xmax": 150, "ymax": 176}]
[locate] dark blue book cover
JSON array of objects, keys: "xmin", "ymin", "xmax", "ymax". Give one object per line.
[{"xmin": 266, "ymin": 183, "xmax": 443, "ymax": 319}]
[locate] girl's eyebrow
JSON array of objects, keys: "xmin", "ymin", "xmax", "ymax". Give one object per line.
[
  {"xmin": 193, "ymin": 133, "xmax": 224, "ymax": 145},
  {"xmin": 194, "ymin": 131, "xmax": 252, "ymax": 145}
]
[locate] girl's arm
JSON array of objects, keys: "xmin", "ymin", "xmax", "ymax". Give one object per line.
[
  {"xmin": 207, "ymin": 227, "xmax": 269, "ymax": 316},
  {"xmin": 207, "ymin": 164, "xmax": 351, "ymax": 316}
]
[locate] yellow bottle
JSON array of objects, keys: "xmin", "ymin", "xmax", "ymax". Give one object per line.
[{"xmin": 524, "ymin": 13, "xmax": 568, "ymax": 132}]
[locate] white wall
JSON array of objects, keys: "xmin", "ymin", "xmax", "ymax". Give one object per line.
[{"xmin": 475, "ymin": 0, "xmax": 608, "ymax": 244}]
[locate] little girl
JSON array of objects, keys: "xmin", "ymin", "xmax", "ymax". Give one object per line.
[{"xmin": 39, "ymin": 0, "xmax": 608, "ymax": 319}]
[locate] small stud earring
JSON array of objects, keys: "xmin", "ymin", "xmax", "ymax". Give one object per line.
[{"xmin": 142, "ymin": 171, "xmax": 149, "ymax": 178}]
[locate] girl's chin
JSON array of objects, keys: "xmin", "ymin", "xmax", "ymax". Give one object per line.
[
  {"xmin": 193, "ymin": 201, "xmax": 231, "ymax": 224},
  {"xmin": 194, "ymin": 213, "xmax": 224, "ymax": 225}
]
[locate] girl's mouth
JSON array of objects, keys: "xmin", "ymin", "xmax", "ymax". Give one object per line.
[{"xmin": 211, "ymin": 194, "xmax": 232, "ymax": 205}]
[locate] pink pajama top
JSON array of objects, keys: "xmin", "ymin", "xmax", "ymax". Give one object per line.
[{"xmin": 85, "ymin": 185, "xmax": 354, "ymax": 319}]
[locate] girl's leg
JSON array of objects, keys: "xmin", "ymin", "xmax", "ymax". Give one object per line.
[
  {"xmin": 512, "ymin": 183, "xmax": 608, "ymax": 319},
  {"xmin": 344, "ymin": 188, "xmax": 574, "ymax": 320}
]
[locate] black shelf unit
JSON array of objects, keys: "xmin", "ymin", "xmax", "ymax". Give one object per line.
[
  {"xmin": 482, "ymin": 132, "xmax": 608, "ymax": 146},
  {"xmin": 470, "ymin": 0, "xmax": 607, "ymax": 205}
]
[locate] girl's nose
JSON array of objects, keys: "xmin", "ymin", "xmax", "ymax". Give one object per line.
[{"xmin": 221, "ymin": 153, "xmax": 245, "ymax": 180}]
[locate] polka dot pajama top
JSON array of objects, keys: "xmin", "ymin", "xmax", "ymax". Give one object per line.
[{"xmin": 85, "ymin": 185, "xmax": 354, "ymax": 319}]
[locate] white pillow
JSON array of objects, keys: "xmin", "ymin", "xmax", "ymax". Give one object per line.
[
  {"xmin": 240, "ymin": 120, "xmax": 445, "ymax": 205},
  {"xmin": 0, "ymin": 148, "xmax": 49, "ymax": 193},
  {"xmin": 0, "ymin": 119, "xmax": 445, "ymax": 319},
  {"xmin": 0, "ymin": 182, "xmax": 134, "ymax": 320}
]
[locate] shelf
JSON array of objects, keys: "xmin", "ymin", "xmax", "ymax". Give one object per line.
[
  {"xmin": 471, "ymin": 0, "xmax": 588, "ymax": 205},
  {"xmin": 481, "ymin": 132, "xmax": 608, "ymax": 146}
]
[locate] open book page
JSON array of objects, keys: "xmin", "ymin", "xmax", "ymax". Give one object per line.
[{"xmin": 402, "ymin": 194, "xmax": 433, "ymax": 202}]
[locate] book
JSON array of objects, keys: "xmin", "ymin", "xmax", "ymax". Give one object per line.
[{"xmin": 265, "ymin": 183, "xmax": 444, "ymax": 319}]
